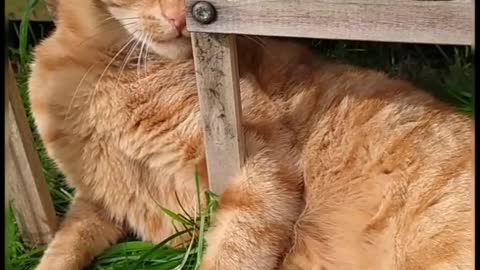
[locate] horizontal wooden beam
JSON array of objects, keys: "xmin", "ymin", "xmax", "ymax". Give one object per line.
[{"xmin": 186, "ymin": 0, "xmax": 474, "ymax": 46}]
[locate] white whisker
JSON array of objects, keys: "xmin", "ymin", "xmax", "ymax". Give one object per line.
[
  {"xmin": 87, "ymin": 34, "xmax": 138, "ymax": 109},
  {"xmin": 64, "ymin": 64, "xmax": 97, "ymax": 120},
  {"xmin": 137, "ymin": 33, "xmax": 148, "ymax": 79},
  {"xmin": 116, "ymin": 34, "xmax": 143, "ymax": 87},
  {"xmin": 96, "ymin": 34, "xmax": 138, "ymax": 88},
  {"xmin": 144, "ymin": 34, "xmax": 151, "ymax": 76}
]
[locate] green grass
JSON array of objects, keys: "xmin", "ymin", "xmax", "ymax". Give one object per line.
[
  {"xmin": 308, "ymin": 40, "xmax": 474, "ymax": 115},
  {"xmin": 88, "ymin": 188, "xmax": 218, "ymax": 270},
  {"xmin": 5, "ymin": 0, "xmax": 474, "ymax": 269}
]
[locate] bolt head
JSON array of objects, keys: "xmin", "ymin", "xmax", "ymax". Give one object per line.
[{"xmin": 192, "ymin": 1, "xmax": 217, "ymax": 24}]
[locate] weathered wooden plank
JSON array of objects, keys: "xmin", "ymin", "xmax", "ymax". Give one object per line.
[
  {"xmin": 186, "ymin": 0, "xmax": 474, "ymax": 45},
  {"xmin": 5, "ymin": 62, "xmax": 58, "ymax": 247},
  {"xmin": 191, "ymin": 33, "xmax": 245, "ymax": 194}
]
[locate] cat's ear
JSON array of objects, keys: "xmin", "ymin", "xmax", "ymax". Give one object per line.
[{"xmin": 44, "ymin": 0, "xmax": 58, "ymax": 22}]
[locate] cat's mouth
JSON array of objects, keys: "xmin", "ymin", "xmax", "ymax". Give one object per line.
[
  {"xmin": 178, "ymin": 28, "xmax": 191, "ymax": 39},
  {"xmin": 136, "ymin": 23, "xmax": 190, "ymax": 43},
  {"xmin": 149, "ymin": 33, "xmax": 190, "ymax": 44}
]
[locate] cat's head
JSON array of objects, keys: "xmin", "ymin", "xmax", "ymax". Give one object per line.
[
  {"xmin": 54, "ymin": 0, "xmax": 191, "ymax": 59},
  {"xmin": 100, "ymin": 0, "xmax": 191, "ymax": 58}
]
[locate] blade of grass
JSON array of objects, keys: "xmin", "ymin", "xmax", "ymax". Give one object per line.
[
  {"xmin": 160, "ymin": 207, "xmax": 194, "ymax": 227},
  {"xmin": 19, "ymin": 0, "xmax": 39, "ymax": 68},
  {"xmin": 193, "ymin": 169, "xmax": 205, "ymax": 270}
]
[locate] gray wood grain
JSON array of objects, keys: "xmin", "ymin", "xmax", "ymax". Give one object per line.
[
  {"xmin": 5, "ymin": 62, "xmax": 58, "ymax": 247},
  {"xmin": 191, "ymin": 33, "xmax": 245, "ymax": 194},
  {"xmin": 186, "ymin": 0, "xmax": 474, "ymax": 45}
]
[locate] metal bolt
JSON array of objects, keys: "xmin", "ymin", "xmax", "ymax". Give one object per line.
[{"xmin": 192, "ymin": 1, "xmax": 217, "ymax": 24}]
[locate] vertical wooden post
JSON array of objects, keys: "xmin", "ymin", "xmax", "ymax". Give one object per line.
[
  {"xmin": 5, "ymin": 62, "xmax": 58, "ymax": 247},
  {"xmin": 472, "ymin": 0, "xmax": 475, "ymax": 50},
  {"xmin": 191, "ymin": 33, "xmax": 245, "ymax": 194}
]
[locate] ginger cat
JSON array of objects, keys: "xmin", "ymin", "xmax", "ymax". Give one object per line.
[{"xmin": 29, "ymin": 0, "xmax": 473, "ymax": 269}]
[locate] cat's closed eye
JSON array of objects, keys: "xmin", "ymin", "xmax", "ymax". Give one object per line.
[
  {"xmin": 100, "ymin": 0, "xmax": 127, "ymax": 8},
  {"xmin": 99, "ymin": 0, "xmax": 190, "ymax": 57}
]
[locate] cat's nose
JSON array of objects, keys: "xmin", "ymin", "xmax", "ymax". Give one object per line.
[{"xmin": 164, "ymin": 8, "xmax": 186, "ymax": 32}]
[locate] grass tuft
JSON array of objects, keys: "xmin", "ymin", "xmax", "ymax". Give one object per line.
[{"xmin": 88, "ymin": 171, "xmax": 218, "ymax": 270}]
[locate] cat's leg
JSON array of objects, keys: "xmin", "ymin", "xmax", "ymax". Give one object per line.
[
  {"xmin": 34, "ymin": 196, "xmax": 126, "ymax": 270},
  {"xmin": 200, "ymin": 149, "xmax": 304, "ymax": 270}
]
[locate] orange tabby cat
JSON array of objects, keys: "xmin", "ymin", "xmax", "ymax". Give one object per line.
[{"xmin": 29, "ymin": 0, "xmax": 473, "ymax": 269}]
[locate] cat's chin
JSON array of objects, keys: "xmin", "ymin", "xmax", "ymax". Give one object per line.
[{"xmin": 149, "ymin": 38, "xmax": 193, "ymax": 60}]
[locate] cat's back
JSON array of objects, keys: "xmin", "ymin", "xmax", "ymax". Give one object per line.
[{"xmin": 303, "ymin": 64, "xmax": 473, "ymax": 183}]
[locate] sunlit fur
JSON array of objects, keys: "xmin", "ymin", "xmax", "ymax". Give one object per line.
[{"xmin": 30, "ymin": 0, "xmax": 473, "ymax": 269}]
